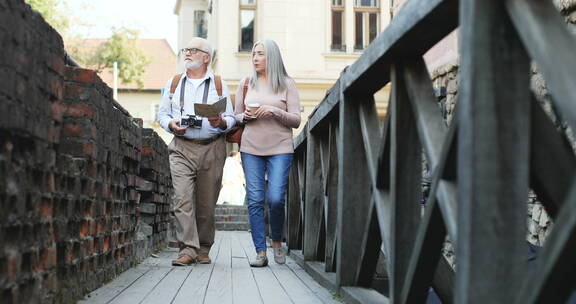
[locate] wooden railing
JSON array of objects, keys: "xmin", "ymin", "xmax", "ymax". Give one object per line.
[{"xmin": 286, "ymin": 0, "xmax": 576, "ymax": 303}]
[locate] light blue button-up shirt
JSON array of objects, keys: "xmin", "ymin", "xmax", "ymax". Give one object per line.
[{"xmin": 157, "ymin": 71, "xmax": 236, "ymax": 139}]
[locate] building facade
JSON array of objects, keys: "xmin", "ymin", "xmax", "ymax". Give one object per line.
[{"xmin": 174, "ymin": 0, "xmax": 393, "ymax": 134}]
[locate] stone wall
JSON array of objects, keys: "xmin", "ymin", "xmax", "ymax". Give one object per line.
[
  {"xmin": 430, "ymin": 1, "xmax": 576, "ymax": 251},
  {"xmin": 0, "ymin": 0, "xmax": 172, "ymax": 303},
  {"xmin": 431, "ymin": 62, "xmax": 458, "ymax": 125}
]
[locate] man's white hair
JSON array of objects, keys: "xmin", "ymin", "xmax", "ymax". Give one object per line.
[{"xmin": 187, "ymin": 37, "xmax": 213, "ymax": 60}]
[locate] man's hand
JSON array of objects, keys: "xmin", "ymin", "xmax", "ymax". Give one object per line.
[
  {"xmin": 169, "ymin": 120, "xmax": 187, "ymax": 136},
  {"xmin": 208, "ymin": 115, "xmax": 227, "ymax": 129}
]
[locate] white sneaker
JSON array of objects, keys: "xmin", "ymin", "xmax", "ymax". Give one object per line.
[
  {"xmin": 250, "ymin": 254, "xmax": 268, "ymax": 267},
  {"xmin": 273, "ymin": 247, "xmax": 286, "ymax": 264}
]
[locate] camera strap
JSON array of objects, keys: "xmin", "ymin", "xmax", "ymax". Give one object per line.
[
  {"xmin": 177, "ymin": 76, "xmax": 220, "ymax": 116},
  {"xmin": 202, "ymin": 78, "xmax": 211, "ymax": 104},
  {"xmin": 179, "ymin": 76, "xmax": 187, "ymax": 116}
]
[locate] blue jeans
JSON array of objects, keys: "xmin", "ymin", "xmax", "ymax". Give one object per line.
[{"xmin": 241, "ymin": 152, "xmax": 293, "ymax": 253}]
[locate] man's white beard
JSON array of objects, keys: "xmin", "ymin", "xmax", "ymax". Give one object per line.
[{"xmin": 185, "ymin": 59, "xmax": 202, "ymax": 71}]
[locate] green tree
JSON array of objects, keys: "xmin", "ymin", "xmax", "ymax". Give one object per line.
[
  {"xmin": 88, "ymin": 28, "xmax": 151, "ymax": 89},
  {"xmin": 26, "ymin": 0, "xmax": 151, "ymax": 88},
  {"xmin": 26, "ymin": 0, "xmax": 70, "ymax": 34}
]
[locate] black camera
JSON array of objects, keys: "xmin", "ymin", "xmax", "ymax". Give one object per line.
[{"xmin": 181, "ymin": 115, "xmax": 203, "ymax": 128}]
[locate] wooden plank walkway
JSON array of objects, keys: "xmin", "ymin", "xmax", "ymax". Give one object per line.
[{"xmin": 80, "ymin": 231, "xmax": 342, "ymax": 304}]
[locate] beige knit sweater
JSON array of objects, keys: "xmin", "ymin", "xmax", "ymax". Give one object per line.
[{"xmin": 234, "ymin": 77, "xmax": 301, "ymax": 156}]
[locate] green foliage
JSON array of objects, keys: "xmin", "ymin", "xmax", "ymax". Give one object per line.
[
  {"xmin": 89, "ymin": 28, "xmax": 151, "ymax": 88},
  {"xmin": 26, "ymin": 0, "xmax": 70, "ymax": 34},
  {"xmin": 25, "ymin": 1, "xmax": 151, "ymax": 88}
]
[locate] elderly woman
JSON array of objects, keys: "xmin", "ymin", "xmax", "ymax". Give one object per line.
[{"xmin": 234, "ymin": 39, "xmax": 301, "ymax": 267}]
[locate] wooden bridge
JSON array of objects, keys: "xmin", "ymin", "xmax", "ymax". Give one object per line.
[
  {"xmin": 83, "ymin": 0, "xmax": 576, "ymax": 303},
  {"xmin": 79, "ymin": 231, "xmax": 341, "ymax": 304},
  {"xmin": 2, "ymin": 0, "xmax": 575, "ymax": 303}
]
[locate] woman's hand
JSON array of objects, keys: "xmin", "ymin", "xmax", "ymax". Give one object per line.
[
  {"xmin": 253, "ymin": 105, "xmax": 278, "ymax": 119},
  {"xmin": 243, "ymin": 109, "xmax": 256, "ymax": 122}
]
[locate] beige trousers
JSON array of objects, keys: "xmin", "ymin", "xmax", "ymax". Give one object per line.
[{"xmin": 168, "ymin": 136, "xmax": 226, "ymax": 258}]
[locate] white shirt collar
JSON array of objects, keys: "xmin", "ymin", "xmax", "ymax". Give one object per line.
[{"xmin": 183, "ymin": 69, "xmax": 214, "ymax": 84}]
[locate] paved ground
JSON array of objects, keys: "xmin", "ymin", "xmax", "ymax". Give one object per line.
[{"xmin": 79, "ymin": 231, "xmax": 342, "ymax": 304}]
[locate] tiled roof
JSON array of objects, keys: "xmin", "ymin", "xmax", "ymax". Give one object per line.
[{"xmin": 81, "ymin": 39, "xmax": 177, "ymax": 90}]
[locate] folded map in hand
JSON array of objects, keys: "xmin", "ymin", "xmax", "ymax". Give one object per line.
[{"xmin": 194, "ymin": 97, "xmax": 227, "ymax": 117}]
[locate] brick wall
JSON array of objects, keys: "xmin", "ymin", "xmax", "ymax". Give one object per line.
[
  {"xmin": 54, "ymin": 66, "xmax": 144, "ymax": 302},
  {"xmin": 0, "ymin": 0, "xmax": 172, "ymax": 303},
  {"xmin": 135, "ymin": 127, "xmax": 173, "ymax": 260}
]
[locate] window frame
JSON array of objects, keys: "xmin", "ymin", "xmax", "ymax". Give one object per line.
[
  {"xmin": 354, "ymin": 0, "xmax": 379, "ymax": 8},
  {"xmin": 194, "ymin": 10, "xmax": 207, "ymax": 38},
  {"xmin": 354, "ymin": 0, "xmax": 380, "ymax": 51},
  {"xmin": 239, "ymin": 0, "xmax": 257, "ymax": 52},
  {"xmin": 330, "ymin": 0, "xmax": 345, "ymax": 52}
]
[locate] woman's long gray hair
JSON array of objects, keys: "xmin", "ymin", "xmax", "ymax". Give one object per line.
[{"xmin": 250, "ymin": 39, "xmax": 289, "ymax": 93}]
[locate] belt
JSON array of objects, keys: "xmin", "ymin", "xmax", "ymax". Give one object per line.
[{"xmin": 183, "ymin": 134, "xmax": 222, "ymax": 145}]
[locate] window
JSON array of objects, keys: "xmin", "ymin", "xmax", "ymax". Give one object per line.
[
  {"xmin": 354, "ymin": 0, "xmax": 379, "ymax": 50},
  {"xmin": 355, "ymin": 0, "xmax": 378, "ymax": 7},
  {"xmin": 194, "ymin": 11, "xmax": 207, "ymax": 38},
  {"xmin": 239, "ymin": 0, "xmax": 256, "ymax": 51},
  {"xmin": 331, "ymin": 0, "xmax": 345, "ymax": 51}
]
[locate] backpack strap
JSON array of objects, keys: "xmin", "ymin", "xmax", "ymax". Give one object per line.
[
  {"xmin": 169, "ymin": 73, "xmax": 184, "ymax": 100},
  {"xmin": 214, "ymin": 75, "xmax": 223, "ymax": 97},
  {"xmin": 171, "ymin": 74, "xmax": 222, "ymax": 99}
]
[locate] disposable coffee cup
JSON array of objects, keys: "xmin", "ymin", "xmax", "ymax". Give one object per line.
[{"xmin": 247, "ymin": 103, "xmax": 260, "ymax": 118}]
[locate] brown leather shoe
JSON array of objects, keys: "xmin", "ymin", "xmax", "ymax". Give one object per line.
[
  {"xmin": 172, "ymin": 254, "xmax": 196, "ymax": 266},
  {"xmin": 197, "ymin": 253, "xmax": 211, "ymax": 264}
]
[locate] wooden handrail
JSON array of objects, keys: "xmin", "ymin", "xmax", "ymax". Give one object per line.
[{"xmin": 287, "ymin": 0, "xmax": 576, "ymax": 303}]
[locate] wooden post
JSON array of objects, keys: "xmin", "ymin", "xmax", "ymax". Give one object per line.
[
  {"xmin": 457, "ymin": 0, "xmax": 530, "ymax": 302},
  {"xmin": 287, "ymin": 152, "xmax": 302, "ymax": 250},
  {"xmin": 389, "ymin": 63, "xmax": 422, "ymax": 303},
  {"xmin": 304, "ymin": 127, "xmax": 324, "ymax": 260},
  {"xmin": 336, "ymin": 78, "xmax": 373, "ymax": 288},
  {"xmin": 324, "ymin": 121, "xmax": 340, "ymax": 272}
]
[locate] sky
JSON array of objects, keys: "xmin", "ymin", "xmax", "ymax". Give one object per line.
[{"xmin": 66, "ymin": 0, "xmax": 178, "ymax": 52}]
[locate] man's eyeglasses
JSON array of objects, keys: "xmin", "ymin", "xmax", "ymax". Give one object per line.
[{"xmin": 181, "ymin": 48, "xmax": 209, "ymax": 55}]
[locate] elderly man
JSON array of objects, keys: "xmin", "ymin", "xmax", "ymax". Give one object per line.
[{"xmin": 157, "ymin": 37, "xmax": 235, "ymax": 266}]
